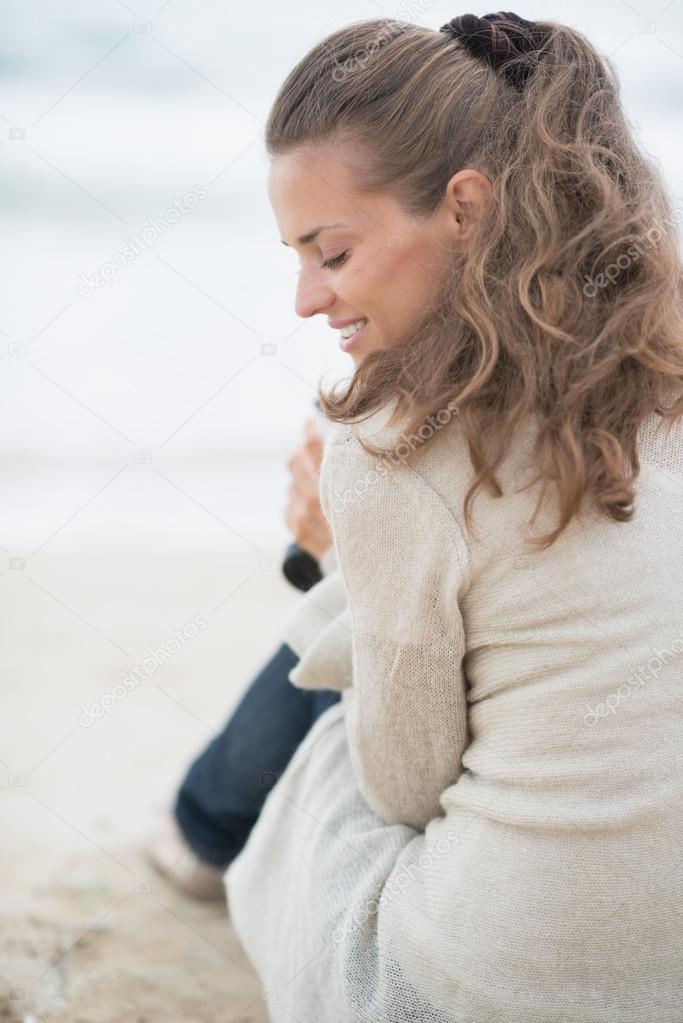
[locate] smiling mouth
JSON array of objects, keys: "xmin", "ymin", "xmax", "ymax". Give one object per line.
[{"xmin": 338, "ymin": 319, "xmax": 368, "ymax": 352}]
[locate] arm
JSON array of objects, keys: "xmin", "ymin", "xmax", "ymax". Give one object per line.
[
  {"xmin": 322, "ymin": 438, "xmax": 472, "ymax": 831},
  {"xmin": 282, "ymin": 565, "xmax": 353, "ymax": 692},
  {"xmin": 280, "ymin": 415, "xmax": 351, "ymax": 688}
]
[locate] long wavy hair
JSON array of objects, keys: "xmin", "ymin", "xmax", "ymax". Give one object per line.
[{"xmin": 265, "ymin": 15, "xmax": 683, "ymax": 549}]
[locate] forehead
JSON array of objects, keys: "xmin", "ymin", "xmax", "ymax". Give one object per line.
[{"xmin": 267, "ymin": 144, "xmax": 369, "ymax": 242}]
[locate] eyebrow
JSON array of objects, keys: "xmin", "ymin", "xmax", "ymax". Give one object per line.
[{"xmin": 280, "ymin": 223, "xmax": 348, "ymax": 247}]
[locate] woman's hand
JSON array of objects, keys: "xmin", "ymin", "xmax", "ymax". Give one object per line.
[{"xmin": 285, "ymin": 414, "xmax": 333, "ymax": 562}]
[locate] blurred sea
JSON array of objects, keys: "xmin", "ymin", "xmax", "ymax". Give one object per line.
[{"xmin": 1, "ymin": 0, "xmax": 681, "ymax": 549}]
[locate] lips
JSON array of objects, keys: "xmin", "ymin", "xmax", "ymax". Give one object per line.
[{"xmin": 339, "ymin": 321, "xmax": 367, "ymax": 352}]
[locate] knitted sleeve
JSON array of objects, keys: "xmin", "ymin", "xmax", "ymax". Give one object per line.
[
  {"xmin": 322, "ymin": 435, "xmax": 472, "ymax": 831},
  {"xmin": 281, "ymin": 567, "xmax": 354, "ymax": 693}
]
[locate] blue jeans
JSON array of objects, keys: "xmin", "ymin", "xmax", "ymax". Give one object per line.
[{"xmin": 174, "ymin": 641, "xmax": 341, "ymax": 867}]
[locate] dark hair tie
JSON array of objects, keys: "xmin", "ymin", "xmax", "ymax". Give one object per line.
[{"xmin": 440, "ymin": 11, "xmax": 550, "ymax": 91}]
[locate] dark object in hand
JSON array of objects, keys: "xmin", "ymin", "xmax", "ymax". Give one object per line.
[{"xmin": 282, "ymin": 541, "xmax": 323, "ymax": 592}]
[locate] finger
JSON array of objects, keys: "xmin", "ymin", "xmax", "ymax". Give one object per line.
[
  {"xmin": 305, "ymin": 433, "xmax": 324, "ymax": 459},
  {"xmin": 288, "ymin": 447, "xmax": 319, "ymax": 486},
  {"xmin": 298, "ymin": 453, "xmax": 323, "ymax": 497},
  {"xmin": 303, "ymin": 414, "xmax": 323, "ymax": 444},
  {"xmin": 303, "ymin": 427, "xmax": 324, "ymax": 470}
]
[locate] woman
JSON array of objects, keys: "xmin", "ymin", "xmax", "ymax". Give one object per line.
[{"xmin": 226, "ymin": 11, "xmax": 683, "ymax": 1022}]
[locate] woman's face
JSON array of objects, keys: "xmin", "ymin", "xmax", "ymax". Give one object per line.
[{"xmin": 268, "ymin": 142, "xmax": 491, "ymax": 367}]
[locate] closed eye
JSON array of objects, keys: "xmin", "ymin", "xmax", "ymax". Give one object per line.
[{"xmin": 321, "ymin": 251, "xmax": 349, "ymax": 270}]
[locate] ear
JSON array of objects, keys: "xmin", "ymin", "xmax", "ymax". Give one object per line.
[{"xmin": 445, "ymin": 169, "xmax": 492, "ymax": 239}]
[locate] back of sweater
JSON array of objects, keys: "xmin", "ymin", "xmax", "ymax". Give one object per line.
[
  {"xmin": 324, "ymin": 405, "xmax": 682, "ymax": 816},
  {"xmin": 227, "ymin": 405, "xmax": 683, "ymax": 1022}
]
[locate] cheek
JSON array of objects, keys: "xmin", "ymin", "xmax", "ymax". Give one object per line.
[
  {"xmin": 337, "ymin": 241, "xmax": 436, "ymax": 340},
  {"xmin": 335, "ymin": 248, "xmax": 389, "ymax": 315},
  {"xmin": 378, "ymin": 246, "xmax": 435, "ymax": 319},
  {"xmin": 349, "ymin": 245, "xmax": 422, "ymax": 313}
]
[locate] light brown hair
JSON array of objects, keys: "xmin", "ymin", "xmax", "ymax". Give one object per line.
[{"xmin": 265, "ymin": 16, "xmax": 683, "ymax": 548}]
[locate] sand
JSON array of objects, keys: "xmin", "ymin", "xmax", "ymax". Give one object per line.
[{"xmin": 1, "ymin": 542, "xmax": 298, "ymax": 1022}]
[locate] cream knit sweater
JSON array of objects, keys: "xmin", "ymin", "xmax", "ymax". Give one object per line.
[{"xmin": 226, "ymin": 402, "xmax": 683, "ymax": 1023}]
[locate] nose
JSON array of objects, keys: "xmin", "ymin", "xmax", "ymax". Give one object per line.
[{"xmin": 295, "ymin": 267, "xmax": 336, "ymax": 319}]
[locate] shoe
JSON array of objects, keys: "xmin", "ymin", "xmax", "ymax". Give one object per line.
[{"xmin": 144, "ymin": 813, "xmax": 228, "ymax": 902}]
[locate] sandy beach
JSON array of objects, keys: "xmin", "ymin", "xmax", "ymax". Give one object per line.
[{"xmin": 1, "ymin": 541, "xmax": 297, "ymax": 1022}]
